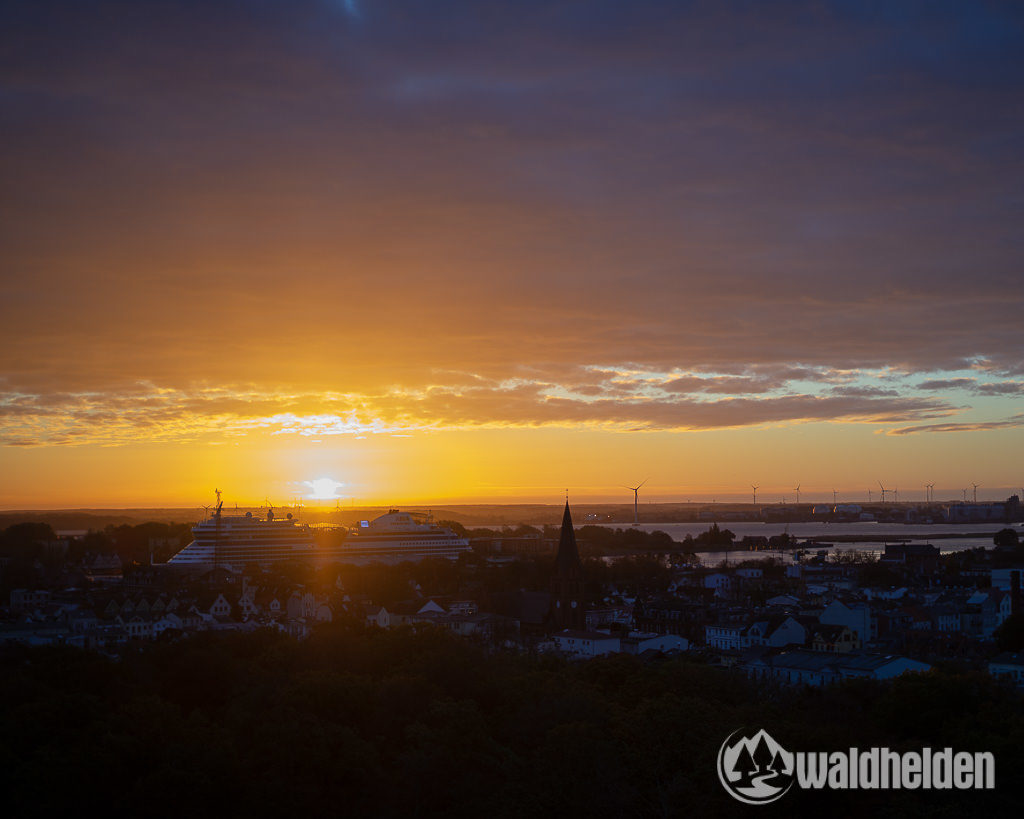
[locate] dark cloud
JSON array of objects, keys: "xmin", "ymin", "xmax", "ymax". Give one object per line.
[
  {"xmin": 976, "ymin": 381, "xmax": 1024, "ymax": 395},
  {"xmin": 2, "ymin": 1, "xmax": 1023, "ymax": 439},
  {"xmin": 829, "ymin": 385, "xmax": 900, "ymax": 398},
  {"xmin": 917, "ymin": 378, "xmax": 976, "ymax": 391},
  {"xmin": 886, "ymin": 415, "xmax": 1024, "ymax": 436}
]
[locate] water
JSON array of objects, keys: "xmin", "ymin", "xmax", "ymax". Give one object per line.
[{"xmin": 592, "ymin": 521, "xmax": 1022, "ymax": 565}]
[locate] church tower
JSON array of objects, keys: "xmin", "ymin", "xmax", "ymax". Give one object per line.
[{"xmin": 551, "ymin": 500, "xmax": 585, "ymax": 630}]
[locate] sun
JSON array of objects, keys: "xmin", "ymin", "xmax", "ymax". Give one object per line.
[{"xmin": 303, "ymin": 477, "xmax": 345, "ymax": 500}]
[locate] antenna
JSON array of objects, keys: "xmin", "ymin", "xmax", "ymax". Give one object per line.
[
  {"xmin": 751, "ymin": 485, "xmax": 759, "ymax": 505},
  {"xmin": 622, "ymin": 479, "xmax": 648, "ymax": 525}
]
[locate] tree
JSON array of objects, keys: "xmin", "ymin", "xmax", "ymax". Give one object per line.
[
  {"xmin": 751, "ymin": 737, "xmax": 774, "ymax": 772},
  {"xmin": 735, "ymin": 744, "xmax": 756, "ymax": 775},
  {"xmin": 994, "ymin": 614, "xmax": 1024, "ymax": 651}
]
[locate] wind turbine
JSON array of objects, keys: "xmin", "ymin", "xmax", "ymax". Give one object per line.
[
  {"xmin": 623, "ymin": 479, "xmax": 648, "ymax": 526},
  {"xmin": 972, "ymin": 482, "xmax": 980, "ymax": 504},
  {"xmin": 877, "ymin": 481, "xmax": 888, "ymax": 504},
  {"xmin": 832, "ymin": 488, "xmax": 838, "ymax": 505},
  {"xmin": 868, "ymin": 489, "xmax": 873, "ymax": 503},
  {"xmin": 793, "ymin": 484, "xmax": 801, "ymax": 504},
  {"xmin": 751, "ymin": 485, "xmax": 759, "ymax": 505},
  {"xmin": 962, "ymin": 488, "xmax": 968, "ymax": 503},
  {"xmin": 894, "ymin": 487, "xmax": 899, "ymax": 504}
]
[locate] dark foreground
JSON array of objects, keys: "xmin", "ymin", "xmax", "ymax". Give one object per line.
[{"xmin": 2, "ymin": 625, "xmax": 1022, "ymax": 818}]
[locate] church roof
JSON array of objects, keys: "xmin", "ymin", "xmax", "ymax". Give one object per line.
[{"xmin": 555, "ymin": 501, "xmax": 581, "ymax": 575}]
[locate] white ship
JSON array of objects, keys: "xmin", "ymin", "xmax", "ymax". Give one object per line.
[
  {"xmin": 168, "ymin": 493, "xmax": 315, "ymax": 570},
  {"xmin": 339, "ymin": 509, "xmax": 471, "ymax": 564},
  {"xmin": 168, "ymin": 492, "xmax": 470, "ymax": 569}
]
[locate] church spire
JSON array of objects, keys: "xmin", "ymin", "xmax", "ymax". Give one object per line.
[
  {"xmin": 552, "ymin": 499, "xmax": 585, "ymax": 629},
  {"xmin": 556, "ymin": 500, "xmax": 581, "ymax": 575}
]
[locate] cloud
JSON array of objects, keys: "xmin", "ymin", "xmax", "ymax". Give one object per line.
[
  {"xmin": 829, "ymin": 385, "xmax": 900, "ymax": 398},
  {"xmin": 976, "ymin": 381, "xmax": 1024, "ymax": 395},
  {"xmin": 1, "ymin": 1, "xmax": 1023, "ymax": 447},
  {"xmin": 885, "ymin": 415, "xmax": 1024, "ymax": 436},
  {"xmin": 0, "ymin": 378, "xmax": 958, "ymax": 446},
  {"xmin": 916, "ymin": 378, "xmax": 976, "ymax": 390}
]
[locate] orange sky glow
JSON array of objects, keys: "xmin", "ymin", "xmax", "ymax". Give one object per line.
[{"xmin": 2, "ymin": 2, "xmax": 1023, "ymax": 509}]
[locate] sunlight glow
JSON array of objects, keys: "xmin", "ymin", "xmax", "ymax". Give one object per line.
[{"xmin": 303, "ymin": 477, "xmax": 345, "ymax": 500}]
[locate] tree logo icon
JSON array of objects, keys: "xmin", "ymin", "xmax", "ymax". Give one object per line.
[{"xmin": 717, "ymin": 728, "xmax": 796, "ymax": 805}]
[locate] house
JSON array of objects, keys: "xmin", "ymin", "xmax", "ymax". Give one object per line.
[
  {"xmin": 364, "ymin": 606, "xmax": 390, "ymax": 629},
  {"xmin": 388, "ymin": 599, "xmax": 447, "ymax": 626},
  {"xmin": 903, "ymin": 605, "xmax": 933, "ymax": 631},
  {"xmin": 196, "ymin": 593, "xmax": 232, "ymax": 619},
  {"xmin": 444, "ymin": 613, "xmax": 499, "ymax": 640},
  {"xmin": 979, "ymin": 590, "xmax": 1013, "ymax": 638},
  {"xmin": 820, "ymin": 599, "xmax": 873, "ymax": 642},
  {"xmin": 931, "ymin": 604, "xmax": 965, "ymax": 633},
  {"xmin": 835, "ymin": 653, "xmax": 931, "ymax": 681},
  {"xmin": 585, "ymin": 606, "xmax": 632, "ymax": 630},
  {"xmin": 152, "ymin": 612, "xmax": 184, "ymax": 637},
  {"xmin": 766, "ymin": 616, "xmax": 808, "ymax": 648},
  {"xmin": 704, "ymin": 623, "xmax": 747, "ymax": 651},
  {"xmin": 988, "ymin": 652, "xmax": 1024, "ymax": 688},
  {"xmin": 620, "ymin": 632, "xmax": 689, "ymax": 654},
  {"xmin": 766, "ymin": 595, "xmax": 801, "ymax": 608},
  {"xmin": 552, "ymin": 629, "xmax": 620, "ymax": 658},
  {"xmin": 703, "ymin": 573, "xmax": 734, "ymax": 596},
  {"xmin": 810, "ymin": 623, "xmax": 860, "ymax": 653},
  {"xmin": 741, "ymin": 649, "xmax": 930, "ymax": 686},
  {"xmin": 9, "ymin": 590, "xmax": 52, "ymax": 613},
  {"xmin": 254, "ymin": 590, "xmax": 284, "ymax": 619},
  {"xmin": 767, "ymin": 650, "xmax": 845, "ymax": 686},
  {"xmin": 119, "ymin": 613, "xmax": 155, "ymax": 640},
  {"xmin": 880, "ymin": 543, "xmax": 940, "ymax": 571}
]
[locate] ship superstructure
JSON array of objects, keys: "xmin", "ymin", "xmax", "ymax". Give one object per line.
[
  {"xmin": 339, "ymin": 509, "xmax": 471, "ymax": 564},
  {"xmin": 168, "ymin": 491, "xmax": 315, "ymax": 570},
  {"xmin": 167, "ymin": 493, "xmax": 470, "ymax": 569}
]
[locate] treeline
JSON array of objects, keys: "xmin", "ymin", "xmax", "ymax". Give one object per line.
[
  {"xmin": 0, "ymin": 625, "xmax": 1020, "ymax": 818},
  {"xmin": 0, "ymin": 521, "xmax": 192, "ymax": 594},
  {"xmin": 0, "ymin": 521, "xmax": 191, "ymax": 564},
  {"xmin": 439, "ymin": 520, "xmax": 682, "ymax": 556}
]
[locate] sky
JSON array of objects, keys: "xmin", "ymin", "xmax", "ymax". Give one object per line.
[{"xmin": 2, "ymin": 0, "xmax": 1023, "ymax": 508}]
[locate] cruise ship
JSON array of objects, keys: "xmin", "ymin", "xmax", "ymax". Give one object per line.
[
  {"xmin": 339, "ymin": 509, "xmax": 472, "ymax": 564},
  {"xmin": 168, "ymin": 494, "xmax": 470, "ymax": 570},
  {"xmin": 167, "ymin": 500, "xmax": 316, "ymax": 570}
]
